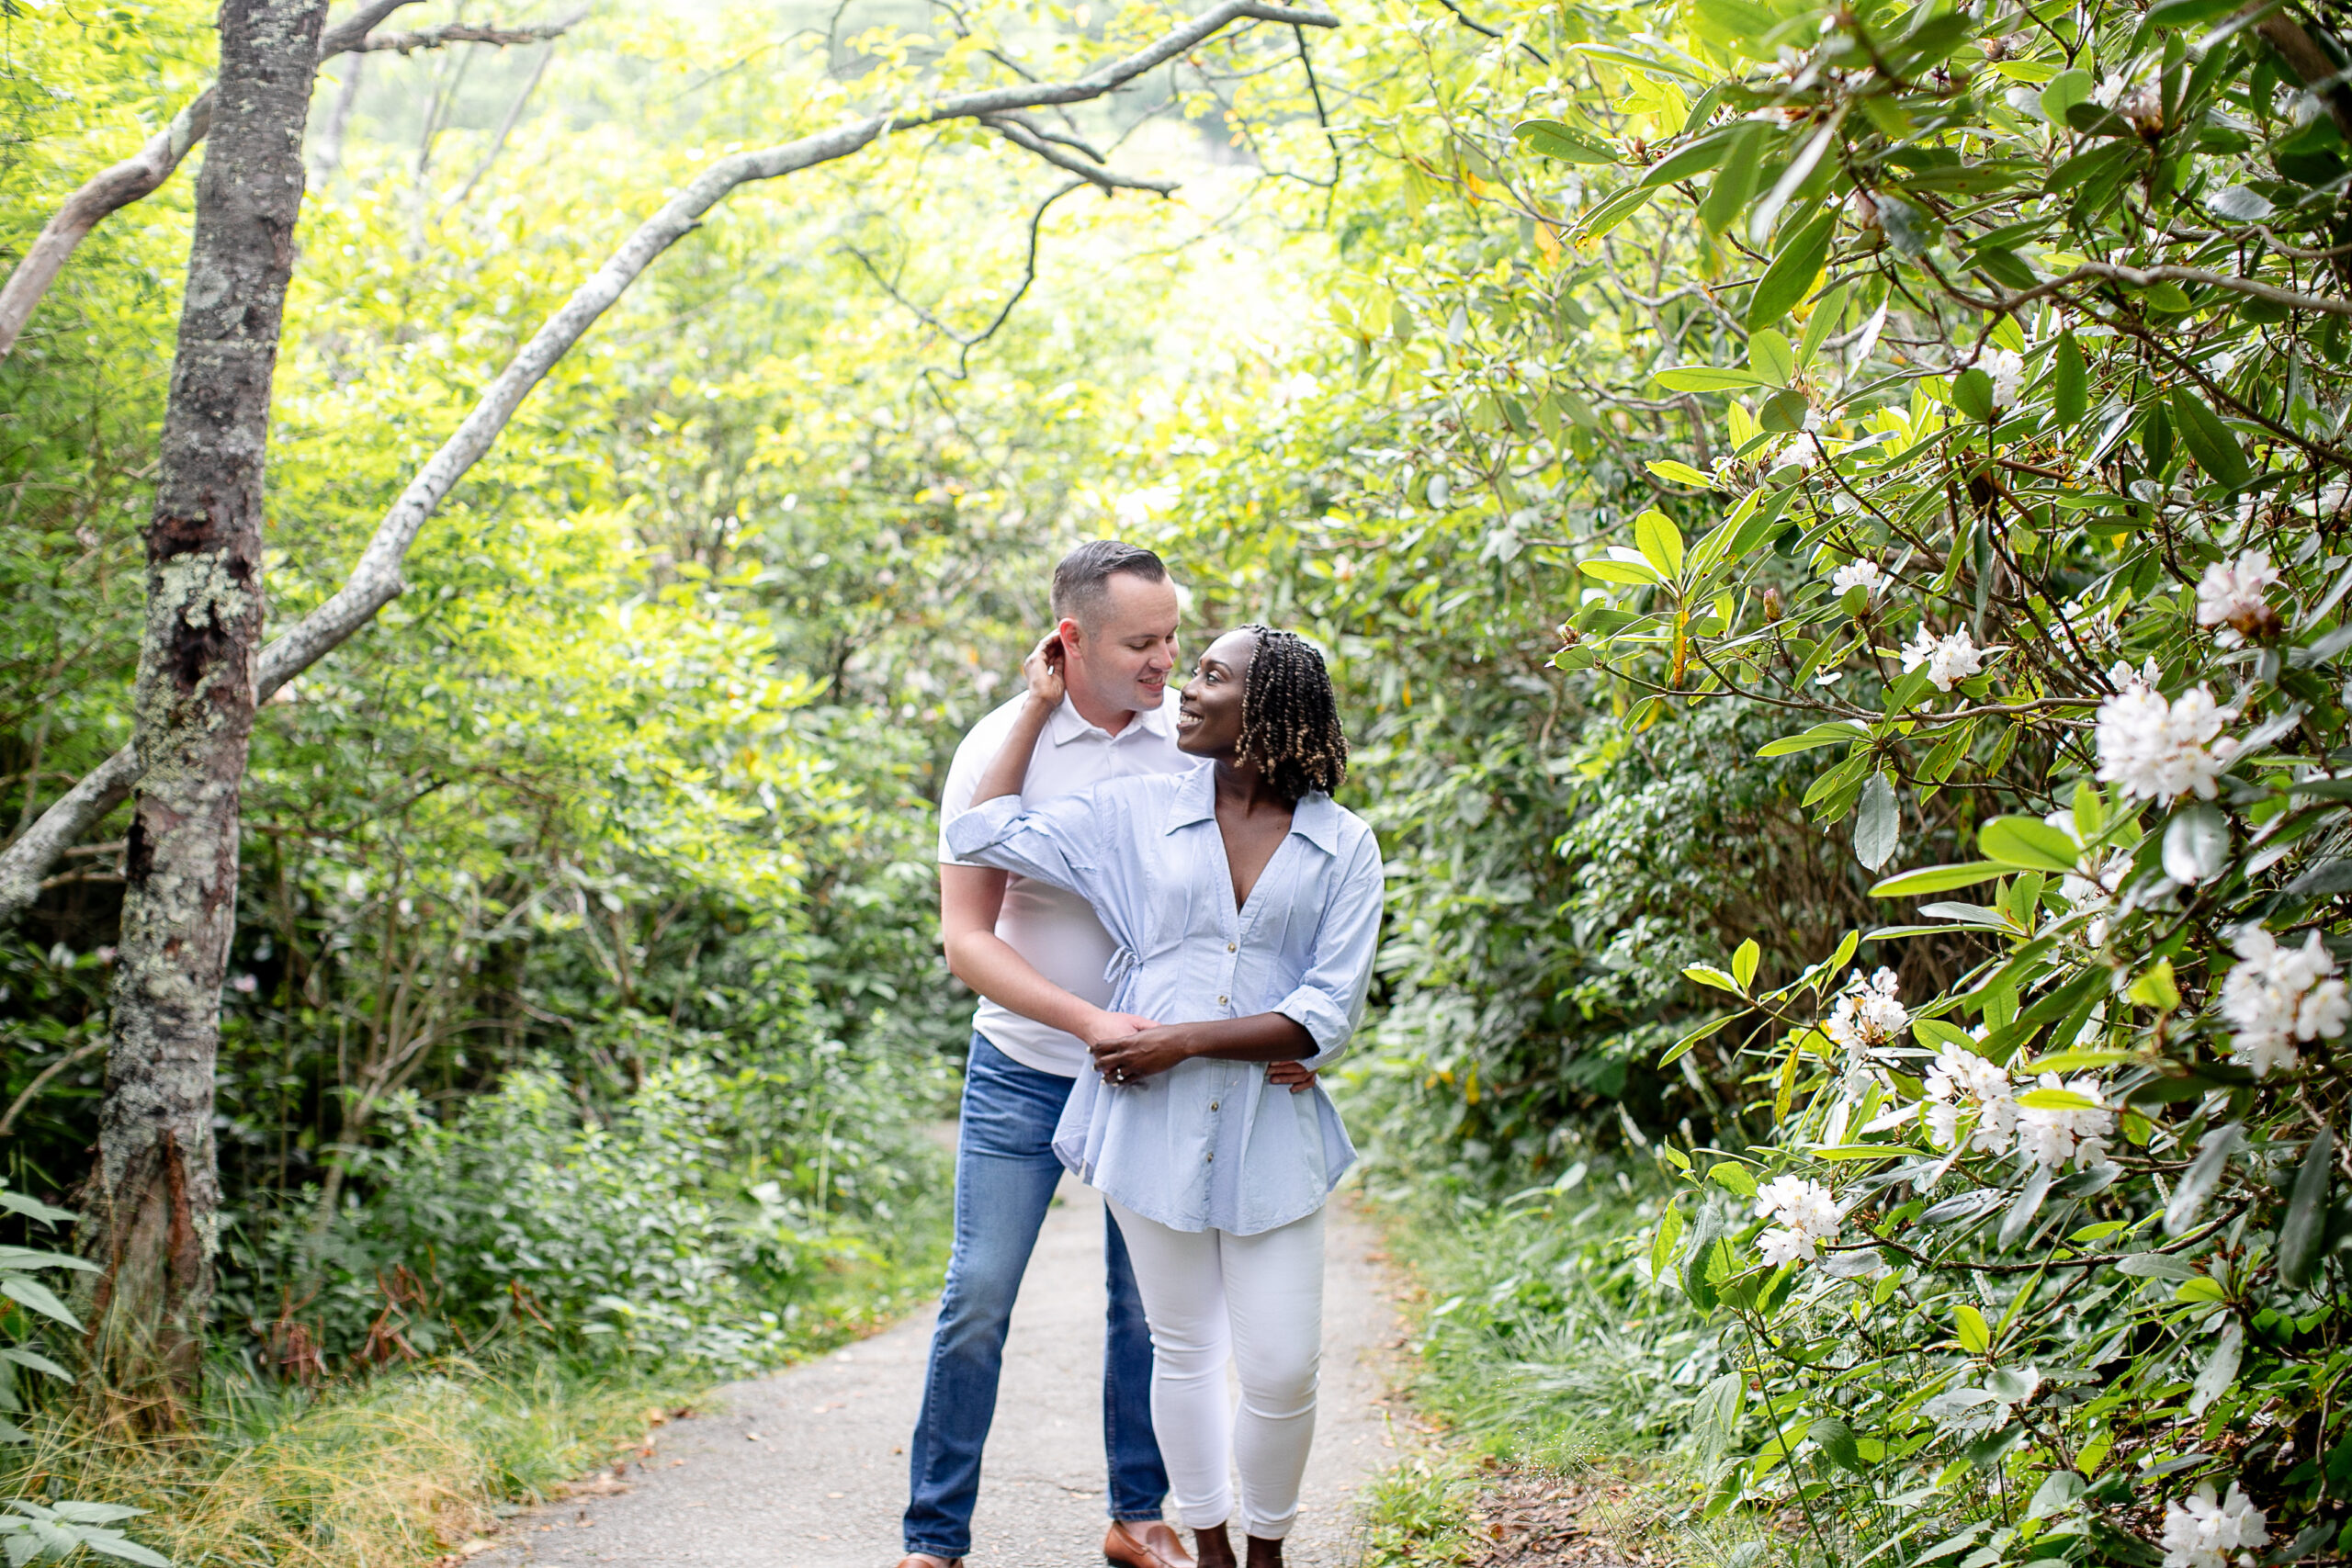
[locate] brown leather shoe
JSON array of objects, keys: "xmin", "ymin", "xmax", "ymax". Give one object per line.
[
  {"xmin": 895, "ymin": 1556, "xmax": 961, "ymax": 1568},
  {"xmin": 1104, "ymin": 1520, "xmax": 1195, "ymax": 1568}
]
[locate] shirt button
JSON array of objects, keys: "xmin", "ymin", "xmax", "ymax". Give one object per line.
[
  {"xmin": 1227, "ymin": 943, "xmax": 1237, "ymax": 953},
  {"xmin": 1209, "ymin": 1100, "xmax": 1219, "ymax": 1111},
  {"xmin": 1217, "ymin": 995, "xmax": 1227, "ymax": 1005},
  {"xmin": 1204, "ymin": 1151, "xmax": 1214, "ymax": 1163}
]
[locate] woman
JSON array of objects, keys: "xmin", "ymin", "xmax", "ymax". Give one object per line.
[{"xmin": 944, "ymin": 623, "xmax": 1383, "ymax": 1568}]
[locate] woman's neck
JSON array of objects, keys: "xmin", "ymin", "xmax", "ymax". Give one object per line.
[{"xmin": 1212, "ymin": 758, "xmax": 1292, "ymax": 815}]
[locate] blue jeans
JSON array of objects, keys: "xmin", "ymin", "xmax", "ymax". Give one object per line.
[{"xmin": 903, "ymin": 1033, "xmax": 1168, "ymax": 1557}]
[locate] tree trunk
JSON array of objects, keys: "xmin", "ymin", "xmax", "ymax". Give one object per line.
[{"xmin": 82, "ymin": 0, "xmax": 326, "ymax": 1432}]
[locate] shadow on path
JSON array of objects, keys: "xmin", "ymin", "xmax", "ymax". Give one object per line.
[{"xmin": 475, "ymin": 1175, "xmax": 1404, "ymax": 1567}]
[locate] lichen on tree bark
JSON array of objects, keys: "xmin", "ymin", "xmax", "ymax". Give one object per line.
[{"xmin": 83, "ymin": 0, "xmax": 326, "ymax": 1430}]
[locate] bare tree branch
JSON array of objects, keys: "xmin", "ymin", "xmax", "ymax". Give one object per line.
[
  {"xmin": 0, "ymin": 0, "xmax": 1342, "ymax": 924},
  {"xmin": 348, "ymin": 10, "xmax": 586, "ymax": 52},
  {"xmin": 984, "ymin": 116, "xmax": 1178, "ymax": 194},
  {"xmin": 0, "ymin": 0, "xmax": 585, "ymax": 362},
  {"xmin": 450, "ymin": 43, "xmax": 556, "ymax": 205},
  {"xmin": 845, "ymin": 176, "xmax": 1090, "ymax": 373},
  {"xmin": 1427, "ymin": 0, "xmax": 1549, "ymax": 65}
]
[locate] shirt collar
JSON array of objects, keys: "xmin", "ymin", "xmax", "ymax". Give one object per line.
[
  {"xmin": 1161, "ymin": 766, "xmax": 1342, "ymax": 855},
  {"xmin": 1048, "ymin": 693, "xmax": 1173, "ymax": 746}
]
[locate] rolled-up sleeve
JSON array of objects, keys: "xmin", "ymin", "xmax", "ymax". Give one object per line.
[
  {"xmin": 1273, "ymin": 832, "xmax": 1385, "ymax": 1068},
  {"xmin": 943, "ymin": 792, "xmax": 1104, "ymax": 899}
]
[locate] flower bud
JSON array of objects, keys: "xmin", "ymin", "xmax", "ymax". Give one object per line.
[{"xmin": 1762, "ymin": 587, "xmax": 1785, "ymax": 622}]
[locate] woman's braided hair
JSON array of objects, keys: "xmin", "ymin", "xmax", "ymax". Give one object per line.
[{"xmin": 1234, "ymin": 626, "xmax": 1349, "ymax": 803}]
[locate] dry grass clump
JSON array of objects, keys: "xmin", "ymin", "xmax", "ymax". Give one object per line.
[{"xmin": 3, "ymin": 1359, "xmax": 682, "ymax": 1568}]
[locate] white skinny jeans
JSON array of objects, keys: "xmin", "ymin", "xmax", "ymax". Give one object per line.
[{"xmin": 1106, "ymin": 1199, "xmax": 1326, "ymax": 1540}]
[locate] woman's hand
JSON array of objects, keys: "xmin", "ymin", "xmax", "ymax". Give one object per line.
[
  {"xmin": 1022, "ymin": 632, "xmax": 1067, "ymax": 709},
  {"xmin": 1266, "ymin": 1060, "xmax": 1318, "ymax": 1094},
  {"xmin": 1091, "ymin": 1024, "xmax": 1194, "ymax": 1086}
]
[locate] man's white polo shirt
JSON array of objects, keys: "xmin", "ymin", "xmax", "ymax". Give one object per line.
[{"xmin": 937, "ymin": 687, "xmax": 1191, "ymax": 1077}]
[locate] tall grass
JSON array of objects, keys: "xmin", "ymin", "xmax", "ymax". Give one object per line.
[
  {"xmin": 1358, "ymin": 1169, "xmax": 1778, "ymax": 1568},
  {"xmin": 4, "ymin": 1194, "xmax": 949, "ymax": 1566}
]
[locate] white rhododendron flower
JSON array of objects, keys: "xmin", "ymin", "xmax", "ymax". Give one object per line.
[
  {"xmin": 1831, "ymin": 558, "xmax": 1886, "ymax": 596},
  {"xmin": 1982, "ymin": 346, "xmax": 2027, "ymax": 409},
  {"xmin": 2195, "ymin": 549, "xmax": 2283, "ymax": 649},
  {"xmin": 2218, "ymin": 924, "xmax": 2351, "ymax": 1077},
  {"xmin": 2017, "ymin": 1073, "xmax": 2115, "ymax": 1172},
  {"xmin": 1826, "ymin": 967, "xmax": 1908, "ymax": 1052},
  {"xmin": 2057, "ymin": 847, "xmax": 2132, "ymax": 945},
  {"xmin": 1901, "ymin": 624, "xmax": 1989, "ymax": 692},
  {"xmin": 1754, "ymin": 1176, "xmax": 1840, "ymax": 1267},
  {"xmin": 2095, "ymin": 682, "xmax": 2239, "ymax": 801},
  {"xmin": 1923, "ymin": 1043, "xmax": 2018, "ymax": 1156},
  {"xmin": 2160, "ymin": 1483, "xmax": 2270, "ymax": 1568}
]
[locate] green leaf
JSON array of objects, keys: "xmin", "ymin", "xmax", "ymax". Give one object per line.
[
  {"xmin": 2015, "ymin": 1088, "xmax": 2102, "ymax": 1111},
  {"xmin": 2041, "ymin": 69, "xmax": 2095, "ymax": 122},
  {"xmin": 0, "ymin": 1348, "xmax": 71, "ymax": 1382},
  {"xmin": 2166, "ymin": 1123, "xmax": 2244, "ymax": 1236},
  {"xmin": 1748, "ymin": 328, "xmax": 1795, "ymax": 386},
  {"xmin": 77, "ymin": 1534, "xmax": 173, "ymax": 1568},
  {"xmin": 1810, "ymin": 1416, "xmax": 1867, "ymax": 1472},
  {"xmin": 2281, "ymin": 1128, "xmax": 2335, "ymax": 1290},
  {"xmin": 1698, "ymin": 122, "xmax": 1765, "ymax": 233},
  {"xmin": 2127, "ymin": 959, "xmax": 2181, "ymax": 1011},
  {"xmin": 1954, "ymin": 1303, "xmax": 1991, "ymax": 1354},
  {"xmin": 2188, "ymin": 1319, "xmax": 2243, "ymax": 1415},
  {"xmin": 1797, "ymin": 282, "xmax": 1848, "ymax": 367},
  {"xmin": 0, "ymin": 1278, "xmax": 79, "ymax": 1330},
  {"xmin": 1648, "ymin": 459, "xmax": 1713, "ymax": 486},
  {"xmin": 1651, "ymin": 366, "xmax": 1774, "ymax": 391},
  {"xmin": 2170, "ymin": 388, "xmax": 2253, "ymax": 489},
  {"xmin": 1708, "ymin": 1160, "xmax": 1758, "ymax": 1197},
  {"xmin": 1978, "ymin": 817, "xmax": 2081, "ymax": 873},
  {"xmin": 1686, "ymin": 964, "xmax": 1744, "ymax": 993},
  {"xmin": 1747, "ymin": 209, "xmax": 1835, "ymax": 329},
  {"xmin": 1870, "ymin": 862, "xmax": 2008, "ymax": 897},
  {"xmin": 1853, "ymin": 773, "xmax": 1899, "ymax": 871},
  {"xmin": 1650, "ymin": 1201, "xmax": 1686, "ymax": 1284},
  {"xmin": 2054, "ymin": 331, "xmax": 2086, "ymax": 426},
  {"xmin": 1573, "ymin": 183, "xmax": 1658, "ymax": 242},
  {"xmin": 1635, "ymin": 511, "xmax": 1686, "ymax": 577},
  {"xmin": 0, "ymin": 1193, "xmax": 74, "ymax": 1226},
  {"xmin": 1758, "ymin": 721, "xmax": 1866, "ymax": 757},
  {"xmin": 2147, "ymin": 0, "xmax": 2246, "ymax": 28},
  {"xmin": 1641, "ymin": 129, "xmax": 1739, "ymax": 187},
  {"xmin": 1914, "ymin": 1016, "xmax": 1976, "ymax": 1050},
  {"xmin": 1951, "ymin": 367, "xmax": 1996, "ymax": 422},
  {"xmin": 1733, "ymin": 938, "xmax": 1759, "ymax": 989},
  {"xmin": 1512, "ymin": 119, "xmax": 1620, "ymax": 164},
  {"xmin": 1579, "ymin": 558, "xmax": 1663, "ymax": 585}
]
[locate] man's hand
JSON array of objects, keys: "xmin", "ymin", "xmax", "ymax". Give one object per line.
[
  {"xmin": 1091, "ymin": 1024, "xmax": 1193, "ymax": 1085},
  {"xmin": 1023, "ymin": 632, "xmax": 1067, "ymax": 708},
  {"xmin": 1084, "ymin": 1009, "xmax": 1160, "ymax": 1043},
  {"xmin": 1266, "ymin": 1060, "xmax": 1318, "ymax": 1094}
]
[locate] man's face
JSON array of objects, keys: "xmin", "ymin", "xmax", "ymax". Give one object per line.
[{"xmin": 1061, "ymin": 572, "xmax": 1182, "ymax": 716}]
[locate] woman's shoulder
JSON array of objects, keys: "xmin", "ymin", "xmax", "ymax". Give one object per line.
[{"xmin": 1297, "ymin": 793, "xmax": 1382, "ymax": 856}]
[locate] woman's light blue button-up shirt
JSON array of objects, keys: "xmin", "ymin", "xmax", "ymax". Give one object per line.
[{"xmin": 944, "ymin": 763, "xmax": 1385, "ymax": 1235}]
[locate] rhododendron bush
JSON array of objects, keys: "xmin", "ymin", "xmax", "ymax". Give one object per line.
[{"xmin": 1493, "ymin": 0, "xmax": 2352, "ymax": 1552}]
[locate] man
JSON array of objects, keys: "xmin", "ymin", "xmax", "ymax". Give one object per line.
[{"xmin": 900, "ymin": 540, "xmax": 1196, "ymax": 1568}]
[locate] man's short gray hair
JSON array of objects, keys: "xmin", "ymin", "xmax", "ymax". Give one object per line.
[{"xmin": 1051, "ymin": 540, "xmax": 1170, "ymax": 628}]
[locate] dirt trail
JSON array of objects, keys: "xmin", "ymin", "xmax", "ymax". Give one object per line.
[{"xmin": 474, "ymin": 1174, "xmax": 1405, "ymax": 1567}]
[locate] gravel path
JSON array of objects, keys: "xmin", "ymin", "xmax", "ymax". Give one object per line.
[{"xmin": 475, "ymin": 1174, "xmax": 1404, "ymax": 1567}]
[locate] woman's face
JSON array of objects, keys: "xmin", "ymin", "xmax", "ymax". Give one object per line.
[{"xmin": 1176, "ymin": 629, "xmax": 1257, "ymax": 758}]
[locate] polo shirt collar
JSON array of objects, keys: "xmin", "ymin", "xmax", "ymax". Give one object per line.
[
  {"xmin": 1161, "ymin": 766, "xmax": 1342, "ymax": 855},
  {"xmin": 1048, "ymin": 694, "xmax": 1173, "ymax": 746}
]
